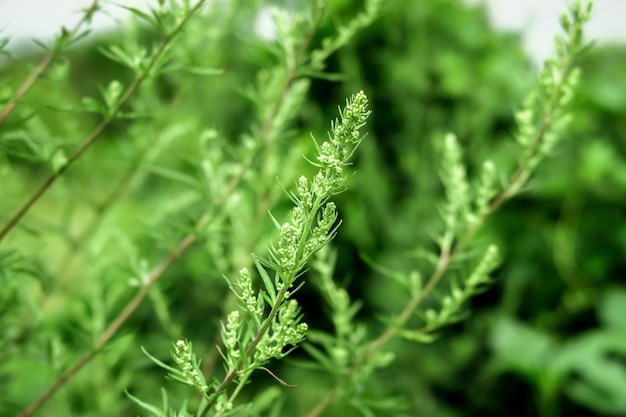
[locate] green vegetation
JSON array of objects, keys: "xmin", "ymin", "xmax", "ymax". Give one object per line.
[{"xmin": 2, "ymin": 0, "xmax": 624, "ymax": 416}]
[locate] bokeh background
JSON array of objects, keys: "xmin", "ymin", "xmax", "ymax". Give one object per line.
[
  {"xmin": 1, "ymin": 0, "xmax": 625, "ymax": 416},
  {"xmin": 2, "ymin": 0, "xmax": 626, "ymax": 61}
]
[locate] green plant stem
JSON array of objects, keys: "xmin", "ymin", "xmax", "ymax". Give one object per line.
[
  {"xmin": 0, "ymin": 1, "xmax": 100, "ymax": 128},
  {"xmin": 485, "ymin": 63, "xmax": 575, "ymax": 216},
  {"xmin": 0, "ymin": 0, "xmax": 205, "ymax": 244},
  {"xmin": 201, "ymin": 182, "xmax": 279, "ymax": 378},
  {"xmin": 198, "ymin": 3, "xmax": 329, "ymax": 404},
  {"xmin": 16, "ymin": 211, "xmax": 209, "ymax": 417},
  {"xmin": 200, "ymin": 193, "xmax": 327, "ymax": 415},
  {"xmin": 17, "ymin": 154, "xmax": 253, "ymax": 417},
  {"xmin": 18, "ymin": 1, "xmax": 329, "ymax": 412},
  {"xmin": 54, "ymin": 89, "xmax": 184, "ymax": 277},
  {"xmin": 217, "ymin": 371, "xmax": 253, "ymax": 417},
  {"xmin": 305, "ymin": 34, "xmax": 580, "ymax": 417}
]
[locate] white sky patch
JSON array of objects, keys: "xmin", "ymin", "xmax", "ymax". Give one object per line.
[
  {"xmin": 254, "ymin": 6, "xmax": 279, "ymax": 42},
  {"xmin": 467, "ymin": 0, "xmax": 626, "ymax": 63},
  {"xmin": 0, "ymin": 0, "xmax": 149, "ymax": 53},
  {"xmin": 1, "ymin": 0, "xmax": 625, "ymax": 60}
]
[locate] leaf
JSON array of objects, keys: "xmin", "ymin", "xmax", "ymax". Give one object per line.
[
  {"xmin": 565, "ymin": 349, "xmax": 626, "ymax": 414},
  {"xmin": 184, "ymin": 66, "xmax": 225, "ymax": 76},
  {"xmin": 598, "ymin": 286, "xmax": 626, "ymax": 331},
  {"xmin": 125, "ymin": 390, "xmax": 165, "ymax": 417},
  {"xmin": 244, "ymin": 386, "xmax": 282, "ymax": 414},
  {"xmin": 81, "ymin": 96, "xmax": 106, "ymax": 114},
  {"xmin": 50, "ymin": 149, "xmax": 68, "ymax": 173},
  {"xmin": 298, "ymin": 68, "xmax": 346, "ymax": 82},
  {"xmin": 30, "ymin": 38, "xmax": 51, "ymax": 52},
  {"xmin": 396, "ymin": 328, "xmax": 438, "ymax": 344},
  {"xmin": 361, "ymin": 252, "xmax": 421, "ymax": 295},
  {"xmin": 116, "ymin": 4, "xmax": 160, "ymax": 29},
  {"xmin": 349, "ymin": 399, "xmax": 377, "ymax": 417},
  {"xmin": 489, "ymin": 317, "xmax": 556, "ymax": 379},
  {"xmin": 0, "ymin": 37, "xmax": 10, "ymax": 52},
  {"xmin": 159, "ymin": 64, "xmax": 224, "ymax": 76},
  {"xmin": 300, "ymin": 342, "xmax": 336, "ymax": 372},
  {"xmin": 356, "ymin": 393, "xmax": 411, "ymax": 414},
  {"xmin": 99, "ymin": 45, "xmax": 137, "ymax": 70},
  {"xmin": 102, "ymin": 79, "xmax": 124, "ymax": 112},
  {"xmin": 140, "ymin": 346, "xmax": 179, "ymax": 374},
  {"xmin": 66, "ymin": 29, "xmax": 93, "ymax": 47},
  {"xmin": 218, "ymin": 403, "xmax": 253, "ymax": 417},
  {"xmin": 267, "ymin": 210, "xmax": 282, "ymax": 230},
  {"xmin": 147, "ymin": 165, "xmax": 200, "ymax": 188},
  {"xmin": 254, "ymin": 257, "xmax": 277, "ymax": 304}
]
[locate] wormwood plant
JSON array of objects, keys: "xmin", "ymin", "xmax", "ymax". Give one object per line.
[
  {"xmin": 0, "ymin": 0, "xmax": 380, "ymax": 416},
  {"xmin": 132, "ymin": 1, "xmax": 594, "ymax": 415},
  {"xmin": 0, "ymin": 0, "xmax": 597, "ymax": 416},
  {"xmin": 296, "ymin": 2, "xmax": 595, "ymax": 415},
  {"xmin": 135, "ymin": 91, "xmax": 370, "ymax": 416}
]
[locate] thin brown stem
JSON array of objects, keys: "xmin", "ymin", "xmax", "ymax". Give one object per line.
[
  {"xmin": 0, "ymin": 1, "xmax": 100, "ymax": 127},
  {"xmin": 16, "ymin": 134, "xmax": 261, "ymax": 416},
  {"xmin": 54, "ymin": 88, "xmax": 183, "ymax": 277},
  {"xmin": 16, "ymin": 210, "xmax": 210, "ymax": 417},
  {"xmin": 13, "ymin": 3, "xmax": 213, "ymax": 416},
  {"xmin": 0, "ymin": 0, "xmax": 205, "ymax": 244}
]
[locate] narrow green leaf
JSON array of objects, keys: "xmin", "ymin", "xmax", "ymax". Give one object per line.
[
  {"xmin": 31, "ymin": 38, "xmax": 51, "ymax": 52},
  {"xmin": 125, "ymin": 390, "xmax": 165, "ymax": 416},
  {"xmin": 254, "ymin": 257, "xmax": 277, "ymax": 304},
  {"xmin": 140, "ymin": 346, "xmax": 179, "ymax": 374},
  {"xmin": 99, "ymin": 45, "xmax": 136, "ymax": 70},
  {"xmin": 218, "ymin": 403, "xmax": 253, "ymax": 417},
  {"xmin": 396, "ymin": 328, "xmax": 438, "ymax": 344},
  {"xmin": 116, "ymin": 5, "xmax": 159, "ymax": 29},
  {"xmin": 301, "ymin": 343, "xmax": 336, "ymax": 372},
  {"xmin": 147, "ymin": 165, "xmax": 200, "ymax": 188}
]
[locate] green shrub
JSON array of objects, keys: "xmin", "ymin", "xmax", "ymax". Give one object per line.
[{"xmin": 2, "ymin": 1, "xmax": 620, "ymax": 417}]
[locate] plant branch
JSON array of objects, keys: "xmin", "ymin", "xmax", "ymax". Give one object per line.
[
  {"xmin": 16, "ymin": 210, "xmax": 209, "ymax": 417},
  {"xmin": 200, "ymin": 183, "xmax": 328, "ymax": 415},
  {"xmin": 197, "ymin": 6, "xmax": 331, "ymax": 414},
  {"xmin": 0, "ymin": 1, "xmax": 100, "ymax": 128},
  {"xmin": 0, "ymin": 0, "xmax": 205, "ymax": 244},
  {"xmin": 305, "ymin": 9, "xmax": 584, "ymax": 415},
  {"xmin": 17, "ymin": 1, "xmax": 328, "ymax": 412},
  {"xmin": 486, "ymin": 58, "xmax": 574, "ymax": 215}
]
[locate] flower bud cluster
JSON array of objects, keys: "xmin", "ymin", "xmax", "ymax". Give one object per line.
[
  {"xmin": 255, "ymin": 300, "xmax": 308, "ymax": 363},
  {"xmin": 172, "ymin": 339, "xmax": 208, "ymax": 393}
]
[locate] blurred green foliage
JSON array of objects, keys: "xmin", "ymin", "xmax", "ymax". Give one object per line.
[
  {"xmin": 1, "ymin": 0, "xmax": 624, "ymax": 416},
  {"xmin": 288, "ymin": 1, "xmax": 626, "ymax": 416}
]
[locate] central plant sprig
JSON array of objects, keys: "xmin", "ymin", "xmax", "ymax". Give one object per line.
[
  {"xmin": 169, "ymin": 91, "xmax": 370, "ymax": 415},
  {"xmin": 265, "ymin": 90, "xmax": 371, "ymax": 280}
]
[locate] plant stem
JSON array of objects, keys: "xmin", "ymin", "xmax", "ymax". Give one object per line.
[
  {"xmin": 17, "ymin": 146, "xmax": 258, "ymax": 416},
  {"xmin": 0, "ymin": 0, "xmax": 205, "ymax": 244},
  {"xmin": 17, "ymin": 0, "xmax": 329, "ymax": 412},
  {"xmin": 197, "ymin": 6, "xmax": 331, "ymax": 414},
  {"xmin": 0, "ymin": 1, "xmax": 100, "ymax": 127},
  {"xmin": 16, "ymin": 211, "xmax": 209, "ymax": 417}
]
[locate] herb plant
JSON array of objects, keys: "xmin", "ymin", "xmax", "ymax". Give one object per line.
[{"xmin": 0, "ymin": 0, "xmax": 608, "ymax": 416}]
